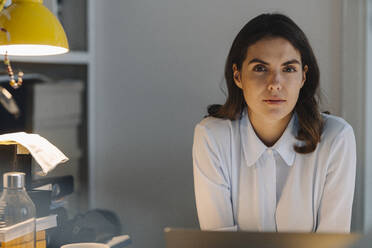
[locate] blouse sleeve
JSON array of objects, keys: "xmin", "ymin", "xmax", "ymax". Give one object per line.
[
  {"xmin": 192, "ymin": 123, "xmax": 237, "ymax": 231},
  {"xmin": 316, "ymin": 125, "xmax": 356, "ymax": 233}
]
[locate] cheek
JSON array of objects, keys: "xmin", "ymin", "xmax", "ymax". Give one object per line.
[
  {"xmin": 285, "ymin": 73, "xmax": 304, "ymax": 91},
  {"xmin": 241, "ymin": 81, "xmax": 263, "ymax": 96},
  {"xmin": 287, "ymin": 84, "xmax": 303, "ymax": 104},
  {"xmin": 242, "ymin": 73, "xmax": 266, "ymax": 91},
  {"xmin": 283, "ymin": 73, "xmax": 303, "ymax": 83},
  {"xmin": 241, "ymin": 83, "xmax": 265, "ymax": 106}
]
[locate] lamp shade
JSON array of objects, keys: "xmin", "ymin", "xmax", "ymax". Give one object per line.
[{"xmin": 0, "ymin": 0, "xmax": 69, "ymax": 56}]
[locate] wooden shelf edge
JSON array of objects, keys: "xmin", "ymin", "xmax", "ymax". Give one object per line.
[{"xmin": 0, "ymin": 142, "xmax": 29, "ymax": 155}]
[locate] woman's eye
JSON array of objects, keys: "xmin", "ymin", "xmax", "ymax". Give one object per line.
[
  {"xmin": 283, "ymin": 66, "xmax": 297, "ymax": 72},
  {"xmin": 253, "ymin": 65, "xmax": 267, "ymax": 72}
]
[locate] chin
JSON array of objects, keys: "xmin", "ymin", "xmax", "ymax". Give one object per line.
[{"xmin": 262, "ymin": 109, "xmax": 292, "ymax": 122}]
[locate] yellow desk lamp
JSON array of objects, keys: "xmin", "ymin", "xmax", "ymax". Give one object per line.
[{"xmin": 0, "ymin": 0, "xmax": 69, "ymax": 88}]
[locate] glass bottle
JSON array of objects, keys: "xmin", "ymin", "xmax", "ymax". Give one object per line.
[{"xmin": 0, "ymin": 172, "xmax": 36, "ymax": 247}]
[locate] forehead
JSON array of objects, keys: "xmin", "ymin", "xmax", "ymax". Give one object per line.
[{"xmin": 245, "ymin": 37, "xmax": 301, "ymax": 63}]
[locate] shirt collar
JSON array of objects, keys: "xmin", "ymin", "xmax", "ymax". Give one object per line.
[{"xmin": 240, "ymin": 109, "xmax": 297, "ymax": 167}]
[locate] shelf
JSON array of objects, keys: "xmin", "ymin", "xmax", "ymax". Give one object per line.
[{"xmin": 5, "ymin": 51, "xmax": 91, "ymax": 65}]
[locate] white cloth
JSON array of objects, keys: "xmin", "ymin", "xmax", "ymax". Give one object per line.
[
  {"xmin": 192, "ymin": 110, "xmax": 356, "ymax": 233},
  {"xmin": 0, "ymin": 132, "xmax": 69, "ymax": 175}
]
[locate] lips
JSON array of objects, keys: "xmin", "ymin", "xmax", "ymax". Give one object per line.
[{"xmin": 263, "ymin": 99, "xmax": 286, "ymax": 104}]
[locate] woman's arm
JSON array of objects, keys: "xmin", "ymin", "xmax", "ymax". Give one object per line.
[
  {"xmin": 192, "ymin": 123, "xmax": 237, "ymax": 231},
  {"xmin": 316, "ymin": 125, "xmax": 356, "ymax": 233}
]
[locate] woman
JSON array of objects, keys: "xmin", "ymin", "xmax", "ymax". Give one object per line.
[{"xmin": 192, "ymin": 13, "xmax": 356, "ymax": 233}]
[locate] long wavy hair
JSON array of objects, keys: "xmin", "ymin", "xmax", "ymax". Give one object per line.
[{"xmin": 208, "ymin": 13, "xmax": 323, "ymax": 154}]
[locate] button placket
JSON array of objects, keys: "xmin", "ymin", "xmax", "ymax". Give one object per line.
[{"xmin": 262, "ymin": 149, "xmax": 277, "ymax": 231}]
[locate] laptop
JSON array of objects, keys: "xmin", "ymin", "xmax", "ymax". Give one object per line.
[{"xmin": 164, "ymin": 228, "xmax": 361, "ymax": 248}]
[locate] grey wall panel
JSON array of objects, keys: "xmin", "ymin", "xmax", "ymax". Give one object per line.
[{"xmin": 92, "ymin": 1, "xmax": 342, "ymax": 247}]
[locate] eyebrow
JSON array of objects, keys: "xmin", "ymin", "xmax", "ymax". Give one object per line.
[{"xmin": 247, "ymin": 58, "xmax": 301, "ymax": 66}]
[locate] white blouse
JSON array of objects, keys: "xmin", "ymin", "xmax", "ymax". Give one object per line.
[{"xmin": 192, "ymin": 110, "xmax": 356, "ymax": 233}]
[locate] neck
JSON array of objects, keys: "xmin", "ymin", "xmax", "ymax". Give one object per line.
[{"xmin": 248, "ymin": 110, "xmax": 293, "ymax": 147}]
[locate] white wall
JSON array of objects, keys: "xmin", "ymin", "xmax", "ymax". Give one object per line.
[{"xmin": 91, "ymin": 1, "xmax": 342, "ymax": 247}]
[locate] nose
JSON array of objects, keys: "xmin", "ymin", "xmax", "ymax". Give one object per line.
[{"xmin": 267, "ymin": 71, "xmax": 282, "ymax": 91}]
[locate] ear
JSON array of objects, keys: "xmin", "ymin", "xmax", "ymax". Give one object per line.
[
  {"xmin": 232, "ymin": 64, "xmax": 243, "ymax": 89},
  {"xmin": 301, "ymin": 65, "xmax": 308, "ymax": 88}
]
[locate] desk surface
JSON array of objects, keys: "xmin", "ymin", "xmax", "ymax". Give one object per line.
[{"xmin": 164, "ymin": 228, "xmax": 361, "ymax": 248}]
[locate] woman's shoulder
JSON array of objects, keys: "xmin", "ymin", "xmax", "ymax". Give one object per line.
[
  {"xmin": 194, "ymin": 116, "xmax": 237, "ymax": 141},
  {"xmin": 321, "ymin": 113, "xmax": 354, "ymax": 141},
  {"xmin": 198, "ymin": 116, "xmax": 232, "ymax": 128}
]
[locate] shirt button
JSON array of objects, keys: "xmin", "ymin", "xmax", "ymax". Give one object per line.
[{"xmin": 267, "ymin": 149, "xmax": 273, "ymax": 155}]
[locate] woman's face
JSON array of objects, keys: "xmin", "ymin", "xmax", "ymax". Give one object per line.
[{"xmin": 233, "ymin": 37, "xmax": 308, "ymax": 124}]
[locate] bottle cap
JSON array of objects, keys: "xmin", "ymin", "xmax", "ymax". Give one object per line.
[{"xmin": 3, "ymin": 172, "xmax": 25, "ymax": 189}]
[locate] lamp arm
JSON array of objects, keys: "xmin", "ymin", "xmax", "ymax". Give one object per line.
[{"xmin": 0, "ymin": 0, "xmax": 4, "ymax": 11}]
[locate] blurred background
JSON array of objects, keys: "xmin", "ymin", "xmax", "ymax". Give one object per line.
[{"xmin": 1, "ymin": 0, "xmax": 371, "ymax": 247}]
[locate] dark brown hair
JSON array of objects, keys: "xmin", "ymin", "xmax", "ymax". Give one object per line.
[{"xmin": 207, "ymin": 13, "xmax": 324, "ymax": 153}]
